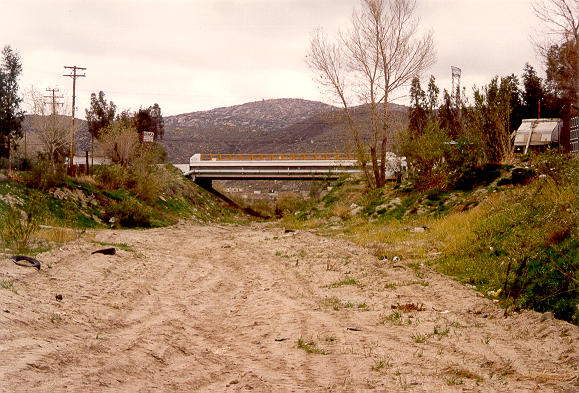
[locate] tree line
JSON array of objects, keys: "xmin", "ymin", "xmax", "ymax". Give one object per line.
[
  {"xmin": 308, "ymin": 0, "xmax": 577, "ymax": 190},
  {"xmin": 0, "ymin": 44, "xmax": 165, "ymax": 174}
]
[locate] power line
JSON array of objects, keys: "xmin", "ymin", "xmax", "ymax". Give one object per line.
[
  {"xmin": 43, "ymin": 87, "xmax": 64, "ymax": 115},
  {"xmin": 64, "ymin": 65, "xmax": 86, "ymax": 174}
]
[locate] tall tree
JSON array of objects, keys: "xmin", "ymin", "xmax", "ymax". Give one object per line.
[
  {"xmin": 438, "ymin": 89, "xmax": 462, "ymax": 139},
  {"xmin": 522, "ymin": 63, "xmax": 545, "ymax": 119},
  {"xmin": 0, "ymin": 46, "xmax": 24, "ymax": 162},
  {"xmin": 85, "ymin": 91, "xmax": 116, "ymax": 169},
  {"xmin": 134, "ymin": 103, "xmax": 164, "ymax": 141},
  {"xmin": 307, "ymin": 0, "xmax": 435, "ymax": 188},
  {"xmin": 426, "ymin": 75, "xmax": 439, "ymax": 117},
  {"xmin": 532, "ymin": 0, "xmax": 578, "ymax": 105},
  {"xmin": 408, "ymin": 76, "xmax": 427, "ymax": 137},
  {"xmin": 468, "ymin": 76, "xmax": 514, "ymax": 163}
]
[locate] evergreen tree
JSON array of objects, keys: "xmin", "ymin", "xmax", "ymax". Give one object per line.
[
  {"xmin": 85, "ymin": 91, "xmax": 116, "ymax": 169},
  {"xmin": 522, "ymin": 63, "xmax": 544, "ymax": 119},
  {"xmin": 408, "ymin": 76, "xmax": 427, "ymax": 138},
  {"xmin": 426, "ymin": 75, "xmax": 439, "ymax": 117},
  {"xmin": 134, "ymin": 103, "xmax": 164, "ymax": 141},
  {"xmin": 85, "ymin": 91, "xmax": 116, "ymax": 140},
  {"xmin": 0, "ymin": 46, "xmax": 24, "ymax": 159},
  {"xmin": 438, "ymin": 89, "xmax": 461, "ymax": 139}
]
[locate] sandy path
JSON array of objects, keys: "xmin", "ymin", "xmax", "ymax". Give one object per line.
[{"xmin": 0, "ymin": 221, "xmax": 577, "ymax": 392}]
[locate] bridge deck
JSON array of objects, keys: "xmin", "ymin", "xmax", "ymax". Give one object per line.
[
  {"xmin": 181, "ymin": 153, "xmax": 403, "ymax": 181},
  {"xmin": 186, "ymin": 159, "xmax": 360, "ymax": 180}
]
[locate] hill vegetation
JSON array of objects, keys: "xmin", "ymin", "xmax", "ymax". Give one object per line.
[
  {"xmin": 275, "ymin": 151, "xmax": 578, "ymax": 324},
  {"xmin": 0, "ymin": 164, "xmax": 240, "ymax": 254},
  {"xmin": 160, "ymin": 100, "xmax": 408, "ymax": 163}
]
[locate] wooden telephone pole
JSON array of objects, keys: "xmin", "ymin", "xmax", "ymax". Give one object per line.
[
  {"xmin": 44, "ymin": 87, "xmax": 64, "ymax": 116},
  {"xmin": 63, "ymin": 65, "xmax": 86, "ymax": 175}
]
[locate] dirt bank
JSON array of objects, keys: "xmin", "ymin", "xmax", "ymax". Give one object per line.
[{"xmin": 0, "ymin": 222, "xmax": 577, "ymax": 392}]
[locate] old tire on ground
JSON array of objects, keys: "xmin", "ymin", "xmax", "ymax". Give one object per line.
[
  {"xmin": 91, "ymin": 248, "xmax": 116, "ymax": 255},
  {"xmin": 10, "ymin": 255, "xmax": 41, "ymax": 270}
]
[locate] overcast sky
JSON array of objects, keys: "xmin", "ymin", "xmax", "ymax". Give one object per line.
[{"xmin": 1, "ymin": 0, "xmax": 541, "ymax": 118}]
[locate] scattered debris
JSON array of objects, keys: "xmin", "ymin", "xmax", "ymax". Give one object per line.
[
  {"xmin": 284, "ymin": 228, "xmax": 296, "ymax": 233},
  {"xmin": 392, "ymin": 256, "xmax": 401, "ymax": 262},
  {"xmin": 274, "ymin": 338, "xmax": 288, "ymax": 342},
  {"xmin": 407, "ymin": 225, "xmax": 428, "ymax": 233},
  {"xmin": 391, "ymin": 303, "xmax": 425, "ymax": 312},
  {"xmin": 55, "ymin": 294, "xmax": 63, "ymax": 301},
  {"xmin": 481, "ymin": 313, "xmax": 489, "ymax": 318},
  {"xmin": 346, "ymin": 327, "xmax": 362, "ymax": 332}
]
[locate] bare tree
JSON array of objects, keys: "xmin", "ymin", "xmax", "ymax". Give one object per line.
[
  {"xmin": 307, "ymin": 0, "xmax": 435, "ymax": 188},
  {"xmin": 100, "ymin": 122, "xmax": 139, "ymax": 167},
  {"xmin": 532, "ymin": 0, "xmax": 579, "ymax": 103},
  {"xmin": 25, "ymin": 86, "xmax": 69, "ymax": 163}
]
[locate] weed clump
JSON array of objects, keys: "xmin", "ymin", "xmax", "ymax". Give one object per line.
[
  {"xmin": 0, "ymin": 197, "xmax": 43, "ymax": 252},
  {"xmin": 435, "ymin": 154, "xmax": 578, "ymax": 323}
]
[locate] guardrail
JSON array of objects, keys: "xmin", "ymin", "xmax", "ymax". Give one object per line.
[{"xmin": 198, "ymin": 153, "xmax": 356, "ymax": 161}]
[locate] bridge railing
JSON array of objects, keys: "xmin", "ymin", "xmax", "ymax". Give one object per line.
[{"xmin": 197, "ymin": 153, "xmax": 356, "ymax": 161}]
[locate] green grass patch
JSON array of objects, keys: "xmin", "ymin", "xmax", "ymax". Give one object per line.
[
  {"xmin": 325, "ymin": 277, "xmax": 358, "ymax": 288},
  {"xmin": 297, "ymin": 338, "xmax": 328, "ymax": 355}
]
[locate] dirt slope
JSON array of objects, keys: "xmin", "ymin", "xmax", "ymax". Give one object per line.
[{"xmin": 0, "ymin": 222, "xmax": 577, "ymax": 392}]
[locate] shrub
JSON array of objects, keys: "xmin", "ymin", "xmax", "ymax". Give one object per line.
[
  {"xmin": 21, "ymin": 159, "xmax": 67, "ymax": 190},
  {"xmin": 275, "ymin": 192, "xmax": 306, "ymax": 217},
  {"xmin": 95, "ymin": 164, "xmax": 129, "ymax": 190},
  {"xmin": 397, "ymin": 123, "xmax": 452, "ymax": 190},
  {"xmin": 0, "ymin": 198, "xmax": 44, "ymax": 252},
  {"xmin": 104, "ymin": 198, "xmax": 152, "ymax": 227}
]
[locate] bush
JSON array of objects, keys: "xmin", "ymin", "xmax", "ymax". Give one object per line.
[
  {"xmin": 397, "ymin": 123, "xmax": 452, "ymax": 190},
  {"xmin": 275, "ymin": 192, "xmax": 306, "ymax": 217},
  {"xmin": 0, "ymin": 198, "xmax": 43, "ymax": 252},
  {"xmin": 21, "ymin": 159, "xmax": 67, "ymax": 190},
  {"xmin": 95, "ymin": 164, "xmax": 129, "ymax": 190},
  {"xmin": 104, "ymin": 198, "xmax": 153, "ymax": 227},
  {"xmin": 128, "ymin": 156, "xmax": 167, "ymax": 205}
]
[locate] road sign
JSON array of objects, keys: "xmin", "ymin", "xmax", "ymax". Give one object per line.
[{"xmin": 143, "ymin": 131, "xmax": 154, "ymax": 143}]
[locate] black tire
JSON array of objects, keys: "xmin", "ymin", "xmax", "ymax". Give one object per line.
[
  {"xmin": 10, "ymin": 255, "xmax": 41, "ymax": 270},
  {"xmin": 91, "ymin": 247, "xmax": 116, "ymax": 255}
]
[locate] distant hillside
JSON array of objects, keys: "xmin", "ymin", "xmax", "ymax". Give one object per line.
[
  {"xmin": 160, "ymin": 101, "xmax": 408, "ymax": 163},
  {"xmin": 164, "ymin": 98, "xmax": 335, "ymax": 132}
]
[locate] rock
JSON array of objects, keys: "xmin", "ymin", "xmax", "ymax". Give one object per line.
[
  {"xmin": 540, "ymin": 312, "xmax": 554, "ymax": 322},
  {"xmin": 55, "ymin": 294, "xmax": 63, "ymax": 301},
  {"xmin": 481, "ymin": 313, "xmax": 489, "ymax": 318},
  {"xmin": 349, "ymin": 206, "xmax": 363, "ymax": 217},
  {"xmin": 392, "ymin": 256, "xmax": 400, "ymax": 262},
  {"xmin": 409, "ymin": 225, "xmax": 428, "ymax": 233},
  {"xmin": 53, "ymin": 189, "xmax": 67, "ymax": 200}
]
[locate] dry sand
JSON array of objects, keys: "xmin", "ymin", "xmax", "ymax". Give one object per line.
[{"xmin": 0, "ymin": 221, "xmax": 577, "ymax": 392}]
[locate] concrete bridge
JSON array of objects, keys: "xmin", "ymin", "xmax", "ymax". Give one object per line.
[
  {"xmin": 183, "ymin": 153, "xmax": 362, "ymax": 182},
  {"xmin": 175, "ymin": 153, "xmax": 404, "ymax": 216}
]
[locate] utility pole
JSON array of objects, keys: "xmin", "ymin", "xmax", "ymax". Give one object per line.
[
  {"xmin": 44, "ymin": 87, "xmax": 64, "ymax": 116},
  {"xmin": 63, "ymin": 65, "xmax": 86, "ymax": 175}
]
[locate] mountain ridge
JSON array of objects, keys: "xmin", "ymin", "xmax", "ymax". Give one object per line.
[{"xmin": 165, "ymin": 98, "xmax": 336, "ymax": 132}]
